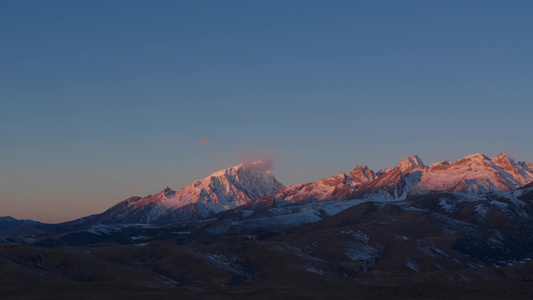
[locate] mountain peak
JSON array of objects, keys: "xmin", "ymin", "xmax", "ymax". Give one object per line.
[
  {"xmin": 355, "ymin": 152, "xmax": 533, "ymax": 199},
  {"xmin": 430, "ymin": 160, "xmax": 450, "ymax": 169},
  {"xmin": 211, "ymin": 159, "xmax": 274, "ymax": 178},
  {"xmin": 100, "ymin": 159, "xmax": 285, "ymax": 224},
  {"xmin": 397, "ymin": 155, "xmax": 426, "ymax": 173},
  {"xmin": 410, "ymin": 155, "xmax": 425, "ymax": 166},
  {"xmin": 456, "ymin": 153, "xmax": 491, "ymax": 167},
  {"xmin": 334, "ymin": 171, "xmax": 347, "ymax": 179},
  {"xmin": 416, "ymin": 153, "xmax": 533, "ymax": 193},
  {"xmin": 349, "ymin": 165, "xmax": 377, "ymax": 186},
  {"xmin": 497, "ymin": 152, "xmax": 510, "ymax": 159},
  {"xmin": 494, "ymin": 152, "xmax": 516, "ymax": 166},
  {"xmin": 465, "ymin": 152, "xmax": 482, "ymax": 158}
]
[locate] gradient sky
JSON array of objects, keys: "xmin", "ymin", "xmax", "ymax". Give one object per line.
[{"xmin": 2, "ymin": 1, "xmax": 532, "ymax": 223}]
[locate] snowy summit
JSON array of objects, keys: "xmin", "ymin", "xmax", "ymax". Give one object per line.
[{"xmin": 98, "ymin": 160, "xmax": 285, "ymax": 224}]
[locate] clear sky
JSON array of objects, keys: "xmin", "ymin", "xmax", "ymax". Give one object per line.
[{"xmin": 1, "ymin": 1, "xmax": 532, "ymax": 223}]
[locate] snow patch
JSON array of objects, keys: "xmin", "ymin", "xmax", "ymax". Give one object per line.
[
  {"xmin": 394, "ymin": 234, "xmax": 409, "ymax": 242},
  {"xmin": 343, "ymin": 242, "xmax": 378, "ymax": 264},
  {"xmin": 439, "ymin": 199, "xmax": 455, "ymax": 213},
  {"xmin": 303, "ymin": 265, "xmax": 324, "ymax": 275},
  {"xmin": 341, "ymin": 230, "xmax": 369, "ymax": 243},
  {"xmin": 418, "ymin": 245, "xmax": 449, "ymax": 258},
  {"xmin": 406, "ymin": 258, "xmax": 421, "ymax": 273}
]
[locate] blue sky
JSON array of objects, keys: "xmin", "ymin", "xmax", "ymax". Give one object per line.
[{"xmin": 1, "ymin": 1, "xmax": 532, "ymax": 222}]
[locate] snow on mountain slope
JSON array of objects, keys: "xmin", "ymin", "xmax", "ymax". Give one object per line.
[
  {"xmin": 417, "ymin": 153, "xmax": 533, "ymax": 193},
  {"xmin": 98, "ymin": 160, "xmax": 285, "ymax": 224},
  {"xmin": 349, "ymin": 165, "xmax": 378, "ymax": 187},
  {"xmin": 397, "ymin": 155, "xmax": 426, "ymax": 173},
  {"xmin": 250, "ymin": 165, "xmax": 380, "ymax": 205},
  {"xmin": 248, "ymin": 153, "xmax": 533, "ymax": 207},
  {"xmin": 355, "ymin": 153, "xmax": 533, "ymax": 199},
  {"xmin": 353, "ymin": 156, "xmax": 424, "ymax": 198},
  {"xmin": 271, "ymin": 172, "xmax": 353, "ymax": 202},
  {"xmin": 50, "ymin": 152, "xmax": 533, "ymax": 226}
]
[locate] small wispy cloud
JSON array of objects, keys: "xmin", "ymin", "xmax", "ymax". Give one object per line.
[
  {"xmin": 238, "ymin": 146, "xmax": 278, "ymax": 171},
  {"xmin": 198, "ymin": 138, "xmax": 211, "ymax": 146},
  {"xmin": 242, "ymin": 155, "xmax": 276, "ymax": 171}
]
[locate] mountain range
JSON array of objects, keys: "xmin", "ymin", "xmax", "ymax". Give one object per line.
[
  {"xmin": 2, "ymin": 152, "xmax": 533, "ymax": 299},
  {"xmin": 2, "ymin": 152, "xmax": 533, "ymax": 228},
  {"xmin": 101, "ymin": 152, "xmax": 533, "ymax": 224}
]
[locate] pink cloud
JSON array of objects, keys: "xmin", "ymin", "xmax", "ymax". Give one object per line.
[
  {"xmin": 234, "ymin": 146, "xmax": 278, "ymax": 171},
  {"xmin": 198, "ymin": 138, "xmax": 211, "ymax": 146},
  {"xmin": 241, "ymin": 155, "xmax": 277, "ymax": 171}
]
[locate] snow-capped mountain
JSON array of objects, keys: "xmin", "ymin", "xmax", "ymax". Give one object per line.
[
  {"xmin": 6, "ymin": 166, "xmax": 533, "ymax": 298},
  {"xmin": 6, "ymin": 152, "xmax": 531, "ymax": 229},
  {"xmin": 353, "ymin": 155, "xmax": 426, "ymax": 198},
  {"xmin": 95, "ymin": 160, "xmax": 285, "ymax": 224},
  {"xmin": 249, "ymin": 153, "xmax": 533, "ymax": 206},
  {"xmin": 95, "ymin": 152, "xmax": 533, "ymax": 223},
  {"xmin": 266, "ymin": 172, "xmax": 352, "ymax": 203},
  {"xmin": 355, "ymin": 153, "xmax": 533, "ymax": 199},
  {"xmin": 418, "ymin": 153, "xmax": 533, "ymax": 192},
  {"xmin": 6, "ymin": 153, "xmax": 533, "ymax": 298},
  {"xmin": 246, "ymin": 165, "xmax": 378, "ymax": 207},
  {"xmin": 349, "ymin": 165, "xmax": 379, "ymax": 187}
]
